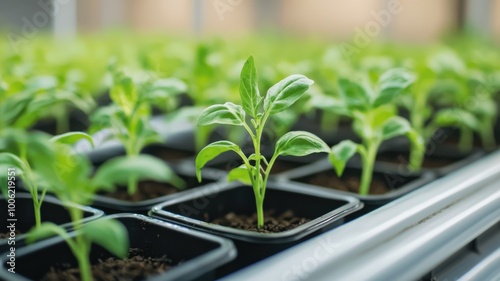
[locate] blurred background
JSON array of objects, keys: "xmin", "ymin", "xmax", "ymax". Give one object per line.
[{"xmin": 0, "ymin": 0, "xmax": 499, "ymax": 43}]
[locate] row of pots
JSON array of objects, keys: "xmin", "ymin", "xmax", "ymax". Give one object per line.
[{"xmin": 0, "ymin": 119, "xmax": 491, "ymax": 280}]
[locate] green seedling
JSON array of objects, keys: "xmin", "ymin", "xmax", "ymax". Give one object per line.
[
  {"xmin": 26, "ymin": 134, "xmax": 183, "ymax": 281},
  {"xmin": 0, "ymin": 75, "xmax": 94, "ymax": 133},
  {"xmin": 323, "ymin": 69, "xmax": 423, "ymax": 195},
  {"xmin": 91, "ymin": 65, "xmax": 186, "ymax": 195},
  {"xmin": 195, "ymin": 56, "xmax": 329, "ymax": 229}
]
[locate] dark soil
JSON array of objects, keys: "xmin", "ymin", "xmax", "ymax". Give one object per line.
[
  {"xmin": 101, "ymin": 181, "xmax": 182, "ymax": 202},
  {"xmin": 148, "ymin": 147, "xmax": 194, "ymax": 161},
  {"xmin": 41, "ymin": 248, "xmax": 176, "ymax": 281},
  {"xmin": 209, "ymin": 209, "xmax": 310, "ymax": 233},
  {"xmin": 305, "ymin": 171, "xmax": 390, "ymax": 195},
  {"xmin": 377, "ymin": 151, "xmax": 459, "ymax": 168}
]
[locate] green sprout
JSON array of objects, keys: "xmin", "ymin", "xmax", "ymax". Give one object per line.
[{"xmin": 195, "ymin": 56, "xmax": 329, "ymax": 228}]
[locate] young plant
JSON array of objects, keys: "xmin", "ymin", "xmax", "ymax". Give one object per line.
[
  {"xmin": 0, "ymin": 74, "xmax": 94, "ymax": 133},
  {"xmin": 401, "ymin": 51, "xmax": 497, "ymax": 167},
  {"xmin": 91, "ymin": 65, "xmax": 186, "ymax": 195},
  {"xmin": 26, "ymin": 135, "xmax": 182, "ymax": 281},
  {"xmin": 195, "ymin": 56, "xmax": 329, "ymax": 228},
  {"xmin": 0, "ymin": 129, "xmax": 56, "ymax": 228},
  {"xmin": 325, "ymin": 69, "xmax": 423, "ymax": 195}
]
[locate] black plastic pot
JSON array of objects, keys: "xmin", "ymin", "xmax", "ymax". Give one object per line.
[
  {"xmin": 0, "ymin": 214, "xmax": 236, "ymax": 281},
  {"xmin": 30, "ymin": 110, "xmax": 89, "ymax": 135},
  {"xmin": 150, "ymin": 181, "xmax": 362, "ymax": 276},
  {"xmin": 375, "ymin": 137, "xmax": 485, "ymax": 176},
  {"xmin": 91, "ymin": 167, "xmax": 224, "ymax": 215},
  {"xmin": 277, "ymin": 158, "xmax": 435, "ymax": 213},
  {"xmin": 0, "ymin": 193, "xmax": 103, "ymax": 253}
]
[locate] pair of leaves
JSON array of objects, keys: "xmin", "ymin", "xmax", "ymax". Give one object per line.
[
  {"xmin": 195, "ymin": 132, "xmax": 329, "ymax": 184},
  {"xmin": 337, "ymin": 68, "xmax": 415, "ymax": 112},
  {"xmin": 198, "ymin": 56, "xmax": 314, "ymax": 127},
  {"xmin": 329, "ymin": 116, "xmax": 423, "ymax": 176},
  {"xmin": 93, "ymin": 155, "xmax": 185, "ymax": 191},
  {"xmin": 27, "ymin": 219, "xmax": 129, "ymax": 260}
]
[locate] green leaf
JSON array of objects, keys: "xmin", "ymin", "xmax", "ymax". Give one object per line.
[
  {"xmin": 371, "ymin": 105, "xmax": 397, "ymax": 129},
  {"xmin": 0, "ymin": 152, "xmax": 26, "ymax": 171},
  {"xmin": 338, "ymin": 78, "xmax": 371, "ymax": 111},
  {"xmin": 227, "ymin": 165, "xmax": 252, "ymax": 185},
  {"xmin": 274, "ymin": 131, "xmax": 329, "ymax": 157},
  {"xmin": 374, "ymin": 69, "xmax": 415, "ymax": 107},
  {"xmin": 82, "ymin": 219, "xmax": 129, "ymax": 259},
  {"xmin": 197, "ymin": 102, "xmax": 246, "ymax": 127},
  {"xmin": 1, "ymin": 92, "xmax": 32, "ymax": 127},
  {"xmin": 195, "ymin": 140, "xmax": 241, "ymax": 182},
  {"xmin": 239, "ymin": 55, "xmax": 261, "ymax": 117},
  {"xmin": 92, "ymin": 155, "xmax": 185, "ymax": 190},
  {"xmin": 143, "ymin": 78, "xmax": 187, "ymax": 102},
  {"xmin": 381, "ymin": 116, "xmax": 413, "ymax": 141},
  {"xmin": 26, "ymin": 222, "xmax": 67, "ymax": 244},
  {"xmin": 264, "ymin": 74, "xmax": 314, "ymax": 114},
  {"xmin": 433, "ymin": 108, "xmax": 480, "ymax": 130},
  {"xmin": 50, "ymin": 132, "xmax": 94, "ymax": 148},
  {"xmin": 329, "ymin": 140, "xmax": 359, "ymax": 176},
  {"xmin": 0, "ymin": 153, "xmax": 26, "ymax": 197}
]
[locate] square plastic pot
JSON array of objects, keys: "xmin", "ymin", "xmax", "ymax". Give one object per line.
[
  {"xmin": 90, "ymin": 167, "xmax": 224, "ymax": 215},
  {"xmin": 0, "ymin": 193, "xmax": 103, "ymax": 253},
  {"xmin": 150, "ymin": 181, "xmax": 362, "ymax": 276},
  {"xmin": 277, "ymin": 158, "xmax": 435, "ymax": 212},
  {"xmin": 375, "ymin": 138, "xmax": 485, "ymax": 176},
  {"xmin": 0, "ymin": 214, "xmax": 236, "ymax": 281}
]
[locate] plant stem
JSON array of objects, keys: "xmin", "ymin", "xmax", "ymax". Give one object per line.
[
  {"xmin": 409, "ymin": 137, "xmax": 425, "ymax": 172},
  {"xmin": 458, "ymin": 126, "xmax": 473, "ymax": 152},
  {"xmin": 409, "ymin": 87, "xmax": 427, "ymax": 171},
  {"xmin": 75, "ymin": 244, "xmax": 92, "ymax": 281},
  {"xmin": 255, "ymin": 196, "xmax": 264, "ymax": 229},
  {"xmin": 55, "ymin": 108, "xmax": 69, "ymax": 135},
  {"xmin": 128, "ymin": 176, "xmax": 137, "ymax": 195},
  {"xmin": 359, "ymin": 142, "xmax": 378, "ymax": 196},
  {"xmin": 480, "ymin": 118, "xmax": 496, "ymax": 151},
  {"xmin": 33, "ymin": 201, "xmax": 42, "ymax": 228},
  {"xmin": 68, "ymin": 206, "xmax": 92, "ymax": 281}
]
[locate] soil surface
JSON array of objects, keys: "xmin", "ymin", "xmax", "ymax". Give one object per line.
[
  {"xmin": 376, "ymin": 151, "xmax": 459, "ymax": 168},
  {"xmin": 42, "ymin": 248, "xmax": 176, "ymax": 281},
  {"xmin": 149, "ymin": 147, "xmax": 194, "ymax": 161},
  {"xmin": 101, "ymin": 181, "xmax": 182, "ymax": 202},
  {"xmin": 209, "ymin": 209, "xmax": 310, "ymax": 233},
  {"xmin": 305, "ymin": 171, "xmax": 390, "ymax": 195}
]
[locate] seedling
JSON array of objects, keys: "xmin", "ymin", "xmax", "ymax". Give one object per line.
[
  {"xmin": 401, "ymin": 51, "xmax": 497, "ymax": 168},
  {"xmin": 0, "ymin": 75, "xmax": 94, "ymax": 133},
  {"xmin": 26, "ymin": 135, "xmax": 183, "ymax": 281},
  {"xmin": 325, "ymin": 69, "xmax": 423, "ymax": 195},
  {"xmin": 195, "ymin": 56, "xmax": 329, "ymax": 228},
  {"xmin": 0, "ymin": 130, "xmax": 53, "ymax": 228},
  {"xmin": 91, "ymin": 64, "xmax": 186, "ymax": 194}
]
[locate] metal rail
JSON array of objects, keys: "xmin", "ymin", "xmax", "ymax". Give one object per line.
[{"xmin": 222, "ymin": 150, "xmax": 500, "ymax": 281}]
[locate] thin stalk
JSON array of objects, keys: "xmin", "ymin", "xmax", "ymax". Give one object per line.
[
  {"xmin": 408, "ymin": 135, "xmax": 425, "ymax": 172},
  {"xmin": 409, "ymin": 89, "xmax": 427, "ymax": 171},
  {"xmin": 68, "ymin": 206, "xmax": 92, "ymax": 281},
  {"xmin": 359, "ymin": 142, "xmax": 378, "ymax": 196},
  {"xmin": 127, "ymin": 176, "xmax": 138, "ymax": 195},
  {"xmin": 55, "ymin": 108, "xmax": 69, "ymax": 135},
  {"xmin": 458, "ymin": 126, "xmax": 473, "ymax": 152},
  {"xmin": 479, "ymin": 118, "xmax": 496, "ymax": 151}
]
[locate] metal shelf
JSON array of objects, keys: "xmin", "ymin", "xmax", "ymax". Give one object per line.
[{"xmin": 222, "ymin": 150, "xmax": 500, "ymax": 281}]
